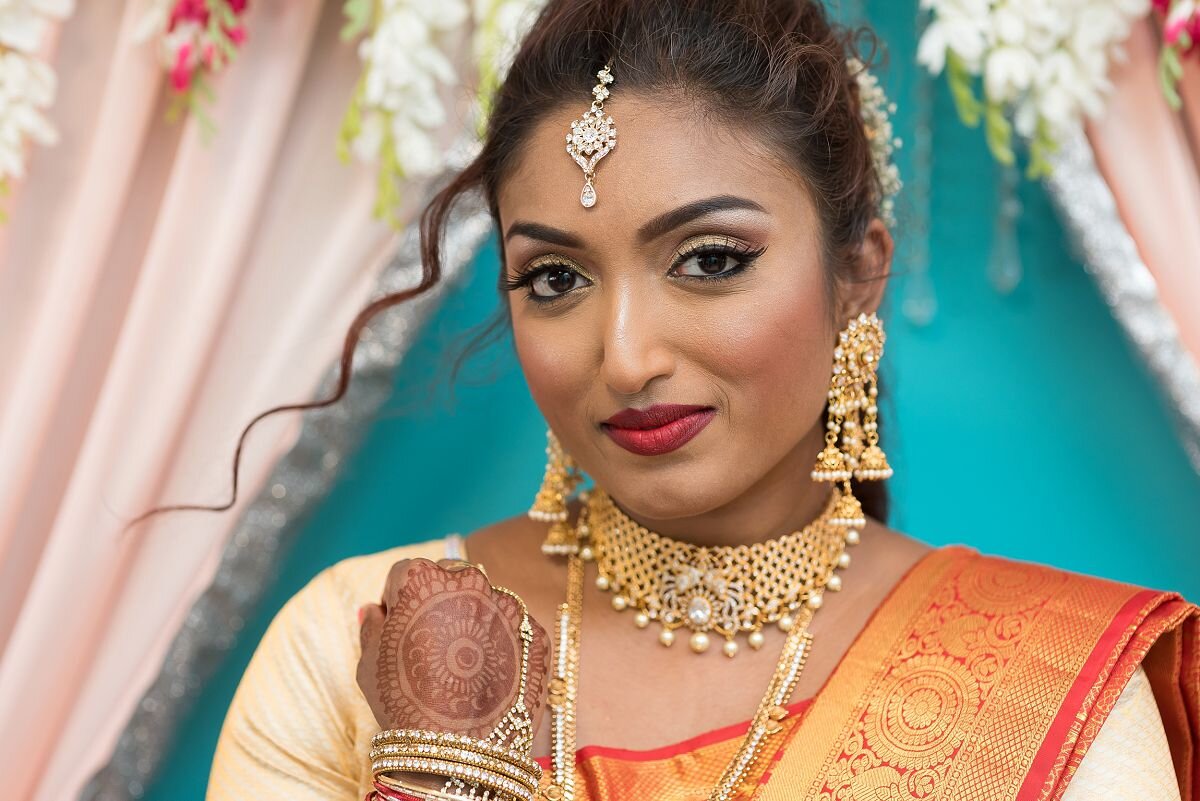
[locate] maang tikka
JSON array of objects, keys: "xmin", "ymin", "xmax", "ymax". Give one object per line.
[
  {"xmin": 812, "ymin": 312, "xmax": 893, "ymax": 533},
  {"xmin": 565, "ymin": 61, "xmax": 617, "ymax": 208}
]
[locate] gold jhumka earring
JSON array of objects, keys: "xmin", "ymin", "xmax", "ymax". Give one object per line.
[
  {"xmin": 811, "ymin": 311, "xmax": 892, "ymax": 536},
  {"xmin": 528, "ymin": 428, "xmax": 583, "ymax": 555}
]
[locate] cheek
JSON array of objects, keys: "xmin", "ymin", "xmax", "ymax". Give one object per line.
[
  {"xmin": 510, "ymin": 307, "xmax": 593, "ymax": 419},
  {"xmin": 700, "ymin": 275, "xmax": 833, "ymax": 427}
]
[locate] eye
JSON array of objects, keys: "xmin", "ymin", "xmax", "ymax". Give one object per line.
[
  {"xmin": 669, "ymin": 236, "xmax": 766, "ymax": 281},
  {"xmin": 530, "ymin": 266, "xmax": 588, "ymax": 298},
  {"xmin": 502, "ymin": 256, "xmax": 594, "ymax": 303},
  {"xmin": 674, "ymin": 250, "xmax": 743, "ymax": 278}
]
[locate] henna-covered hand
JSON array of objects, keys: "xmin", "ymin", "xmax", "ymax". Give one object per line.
[{"xmin": 357, "ymin": 558, "xmax": 551, "ymax": 740}]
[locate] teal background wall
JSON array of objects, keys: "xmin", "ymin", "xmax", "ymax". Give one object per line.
[{"xmin": 142, "ymin": 2, "xmax": 1200, "ymax": 798}]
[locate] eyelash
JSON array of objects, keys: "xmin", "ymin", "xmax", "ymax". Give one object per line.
[{"xmin": 502, "ymin": 239, "xmax": 767, "ymax": 305}]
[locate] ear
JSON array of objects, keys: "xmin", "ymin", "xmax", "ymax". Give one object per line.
[{"xmin": 836, "ymin": 218, "xmax": 893, "ymax": 323}]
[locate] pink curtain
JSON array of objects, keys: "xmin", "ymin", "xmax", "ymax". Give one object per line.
[
  {"xmin": 1085, "ymin": 20, "xmax": 1200, "ymax": 362},
  {"xmin": 0, "ymin": 0, "xmax": 461, "ymax": 797}
]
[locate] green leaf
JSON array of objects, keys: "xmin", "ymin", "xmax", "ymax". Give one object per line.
[
  {"xmin": 336, "ymin": 76, "xmax": 367, "ymax": 164},
  {"xmin": 946, "ymin": 50, "xmax": 983, "ymax": 128},
  {"xmin": 1159, "ymin": 46, "xmax": 1184, "ymax": 110},
  {"xmin": 217, "ymin": 35, "xmax": 238, "ymax": 62},
  {"xmin": 341, "ymin": 0, "xmax": 372, "ymax": 41},
  {"xmin": 984, "ymin": 102, "xmax": 1015, "ymax": 166},
  {"xmin": 1025, "ymin": 120, "xmax": 1059, "ymax": 179},
  {"xmin": 190, "ymin": 91, "xmax": 218, "ymax": 143},
  {"xmin": 194, "ymin": 75, "xmax": 216, "ymax": 102},
  {"xmin": 165, "ymin": 90, "xmax": 187, "ymax": 124}
]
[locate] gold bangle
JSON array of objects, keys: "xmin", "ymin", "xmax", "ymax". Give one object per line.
[
  {"xmin": 371, "ymin": 729, "xmax": 540, "ymax": 779},
  {"xmin": 370, "ymin": 733, "xmax": 540, "ymax": 792},
  {"xmin": 372, "ymin": 755, "xmax": 534, "ymax": 800},
  {"xmin": 370, "ymin": 742, "xmax": 539, "ymax": 788}
]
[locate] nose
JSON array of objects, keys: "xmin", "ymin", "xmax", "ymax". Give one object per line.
[{"xmin": 598, "ymin": 284, "xmax": 676, "ymax": 396}]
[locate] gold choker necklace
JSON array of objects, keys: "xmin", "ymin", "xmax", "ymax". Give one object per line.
[
  {"xmin": 584, "ymin": 486, "xmax": 859, "ymax": 657},
  {"xmin": 542, "ymin": 488, "xmax": 861, "ymax": 801}
]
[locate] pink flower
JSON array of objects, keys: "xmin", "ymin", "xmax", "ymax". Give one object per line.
[
  {"xmin": 161, "ymin": 0, "xmax": 250, "ymax": 92},
  {"xmin": 1163, "ymin": 0, "xmax": 1198, "ymax": 50},
  {"xmin": 171, "ymin": 41, "xmax": 197, "ymax": 91},
  {"xmin": 169, "ymin": 0, "xmax": 210, "ymax": 30}
]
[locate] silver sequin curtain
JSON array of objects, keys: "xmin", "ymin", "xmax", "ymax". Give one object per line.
[{"xmin": 1043, "ymin": 129, "xmax": 1200, "ymax": 472}]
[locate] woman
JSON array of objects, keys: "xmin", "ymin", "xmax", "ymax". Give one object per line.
[{"xmin": 199, "ymin": 1, "xmax": 1199, "ymax": 799}]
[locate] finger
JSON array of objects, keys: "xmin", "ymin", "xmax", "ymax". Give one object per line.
[
  {"xmin": 381, "ymin": 557, "xmax": 436, "ymax": 611},
  {"xmin": 525, "ymin": 615, "xmax": 552, "ymax": 710},
  {"xmin": 355, "ymin": 603, "xmax": 386, "ymax": 699},
  {"xmin": 359, "ymin": 603, "xmax": 385, "ymax": 653},
  {"xmin": 436, "ymin": 558, "xmax": 490, "ymax": 581},
  {"xmin": 407, "ymin": 558, "xmax": 490, "ymax": 594}
]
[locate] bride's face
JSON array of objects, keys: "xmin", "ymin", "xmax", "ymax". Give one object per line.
[{"xmin": 497, "ymin": 92, "xmax": 848, "ymax": 520}]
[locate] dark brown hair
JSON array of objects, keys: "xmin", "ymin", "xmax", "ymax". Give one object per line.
[{"xmin": 125, "ymin": 0, "xmax": 889, "ymax": 533}]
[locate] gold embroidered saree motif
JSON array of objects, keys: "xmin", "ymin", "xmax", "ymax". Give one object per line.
[{"xmin": 758, "ymin": 547, "xmax": 1167, "ymax": 801}]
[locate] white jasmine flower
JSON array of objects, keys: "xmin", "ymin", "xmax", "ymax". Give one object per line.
[
  {"xmin": 349, "ymin": 0, "xmax": 468, "ymax": 179},
  {"xmin": 985, "ymin": 45, "xmax": 1038, "ymax": 102},
  {"xmin": 0, "ymin": 0, "xmax": 74, "ymax": 187},
  {"xmin": 0, "ymin": 50, "xmax": 59, "ymax": 182},
  {"xmin": 919, "ymin": 0, "xmax": 1150, "ymax": 170}
]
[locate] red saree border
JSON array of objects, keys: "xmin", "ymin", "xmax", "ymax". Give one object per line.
[
  {"xmin": 531, "ymin": 698, "xmax": 814, "ymax": 767},
  {"xmin": 1027, "ymin": 593, "xmax": 1199, "ymax": 801},
  {"xmin": 1021, "ymin": 588, "xmax": 1157, "ymax": 799},
  {"xmin": 762, "ymin": 546, "xmax": 1195, "ymax": 801}
]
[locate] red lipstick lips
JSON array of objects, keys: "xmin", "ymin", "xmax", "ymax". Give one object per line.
[{"xmin": 600, "ymin": 404, "xmax": 716, "ymax": 456}]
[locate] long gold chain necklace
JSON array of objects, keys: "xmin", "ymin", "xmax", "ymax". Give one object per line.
[{"xmin": 540, "ymin": 488, "xmax": 859, "ymax": 801}]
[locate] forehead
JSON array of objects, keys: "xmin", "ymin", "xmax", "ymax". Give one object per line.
[{"xmin": 496, "ymin": 92, "xmax": 815, "ymax": 239}]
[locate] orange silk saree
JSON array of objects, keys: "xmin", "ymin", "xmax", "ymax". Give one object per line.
[{"xmin": 545, "ymin": 546, "xmax": 1198, "ymax": 801}]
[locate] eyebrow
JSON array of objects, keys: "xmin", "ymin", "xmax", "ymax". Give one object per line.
[
  {"xmin": 503, "ymin": 221, "xmax": 584, "ymax": 249},
  {"xmin": 503, "ymin": 194, "xmax": 767, "ymax": 248},
  {"xmin": 637, "ymin": 194, "xmax": 766, "ymax": 242}
]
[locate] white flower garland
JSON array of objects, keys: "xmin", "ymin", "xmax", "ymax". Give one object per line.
[
  {"xmin": 850, "ymin": 58, "xmax": 903, "ymax": 228},
  {"xmin": 339, "ymin": 0, "xmax": 543, "ymax": 226},
  {"xmin": 0, "ymin": 0, "xmax": 75, "ymax": 196},
  {"xmin": 918, "ymin": 0, "xmax": 1149, "ymax": 176}
]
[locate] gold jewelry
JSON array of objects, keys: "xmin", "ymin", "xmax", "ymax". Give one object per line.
[
  {"xmin": 371, "ymin": 730, "xmax": 541, "ymax": 779},
  {"xmin": 587, "ymin": 486, "xmax": 855, "ymax": 657},
  {"xmin": 371, "ymin": 739, "xmax": 539, "ymax": 789},
  {"xmin": 543, "ymin": 533, "xmax": 584, "ymax": 801},
  {"xmin": 565, "ymin": 62, "xmax": 616, "ymax": 208},
  {"xmin": 372, "ymin": 751, "xmax": 535, "ymax": 800},
  {"xmin": 543, "ymin": 499, "xmax": 830, "ymax": 801},
  {"xmin": 486, "ymin": 586, "xmax": 537, "ymax": 755},
  {"xmin": 812, "ymin": 312, "xmax": 891, "ymax": 533},
  {"xmin": 529, "ymin": 429, "xmax": 583, "ymax": 556}
]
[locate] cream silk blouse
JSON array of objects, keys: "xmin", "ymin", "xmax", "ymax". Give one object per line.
[{"xmin": 206, "ymin": 536, "xmax": 1181, "ymax": 800}]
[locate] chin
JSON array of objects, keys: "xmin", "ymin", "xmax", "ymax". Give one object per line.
[{"xmin": 592, "ymin": 467, "xmax": 733, "ymax": 522}]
